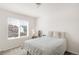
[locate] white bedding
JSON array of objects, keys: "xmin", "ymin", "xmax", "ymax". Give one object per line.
[{"xmin": 24, "ymin": 36, "xmax": 66, "ymax": 55}]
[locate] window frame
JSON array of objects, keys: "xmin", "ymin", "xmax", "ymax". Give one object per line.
[{"xmin": 8, "ymin": 17, "xmax": 29, "ymax": 40}]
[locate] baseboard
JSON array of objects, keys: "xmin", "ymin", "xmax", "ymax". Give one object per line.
[{"xmin": 0, "ymin": 45, "xmax": 21, "ymax": 53}]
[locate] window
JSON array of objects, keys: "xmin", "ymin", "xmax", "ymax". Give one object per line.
[
  {"xmin": 8, "ymin": 17, "xmax": 29, "ymax": 39},
  {"xmin": 20, "ymin": 20, "xmax": 27, "ymax": 36}
]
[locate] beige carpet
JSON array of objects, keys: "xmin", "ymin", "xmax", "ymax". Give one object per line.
[{"xmin": 0, "ymin": 47, "xmax": 27, "ymax": 55}]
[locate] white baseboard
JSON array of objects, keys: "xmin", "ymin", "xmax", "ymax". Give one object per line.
[{"xmin": 0, "ymin": 45, "xmax": 21, "ymax": 52}]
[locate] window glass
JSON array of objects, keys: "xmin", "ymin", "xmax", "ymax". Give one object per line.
[{"xmin": 8, "ymin": 17, "xmax": 28, "ymax": 39}]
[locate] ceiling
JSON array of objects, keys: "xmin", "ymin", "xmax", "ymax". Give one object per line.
[{"xmin": 0, "ymin": 3, "xmax": 79, "ymax": 18}]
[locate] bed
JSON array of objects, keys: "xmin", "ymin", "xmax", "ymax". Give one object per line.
[{"xmin": 24, "ymin": 32, "xmax": 66, "ymax": 55}]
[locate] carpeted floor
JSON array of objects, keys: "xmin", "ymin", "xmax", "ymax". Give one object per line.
[
  {"xmin": 0, "ymin": 47, "xmax": 76, "ymax": 55},
  {"xmin": 0, "ymin": 47, "xmax": 27, "ymax": 55}
]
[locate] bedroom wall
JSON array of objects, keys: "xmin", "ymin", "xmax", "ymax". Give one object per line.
[
  {"xmin": 0, "ymin": 9, "xmax": 37, "ymax": 51},
  {"xmin": 36, "ymin": 4, "xmax": 79, "ymax": 54}
]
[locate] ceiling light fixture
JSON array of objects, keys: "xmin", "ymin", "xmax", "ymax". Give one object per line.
[{"xmin": 35, "ymin": 3, "xmax": 41, "ymax": 8}]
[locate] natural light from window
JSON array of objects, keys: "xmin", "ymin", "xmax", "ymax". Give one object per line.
[{"xmin": 8, "ymin": 17, "xmax": 29, "ymax": 40}]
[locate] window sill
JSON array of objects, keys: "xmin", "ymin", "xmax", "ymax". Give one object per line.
[{"xmin": 8, "ymin": 36, "xmax": 28, "ymax": 40}]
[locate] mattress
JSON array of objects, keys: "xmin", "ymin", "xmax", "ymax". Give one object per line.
[{"xmin": 24, "ymin": 36, "xmax": 66, "ymax": 55}]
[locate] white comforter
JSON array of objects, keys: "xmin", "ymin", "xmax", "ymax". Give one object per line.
[{"xmin": 24, "ymin": 36, "xmax": 66, "ymax": 55}]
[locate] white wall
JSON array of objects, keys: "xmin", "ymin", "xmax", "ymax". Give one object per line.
[
  {"xmin": 0, "ymin": 9, "xmax": 36, "ymax": 51},
  {"xmin": 36, "ymin": 4, "xmax": 79, "ymax": 54}
]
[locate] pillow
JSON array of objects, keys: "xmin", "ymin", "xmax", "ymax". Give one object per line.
[{"xmin": 48, "ymin": 31, "xmax": 54, "ymax": 37}]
